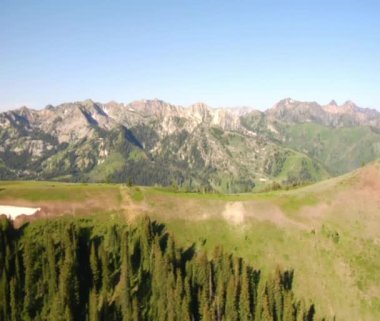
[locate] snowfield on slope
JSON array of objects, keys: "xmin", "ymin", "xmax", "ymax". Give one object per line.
[{"xmin": 0, "ymin": 205, "xmax": 41, "ymax": 219}]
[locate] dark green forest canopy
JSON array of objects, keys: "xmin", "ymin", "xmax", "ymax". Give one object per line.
[{"xmin": 0, "ymin": 216, "xmax": 329, "ymax": 321}]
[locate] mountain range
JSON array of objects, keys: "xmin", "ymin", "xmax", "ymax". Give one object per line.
[{"xmin": 1, "ymin": 98, "xmax": 380, "ymax": 192}]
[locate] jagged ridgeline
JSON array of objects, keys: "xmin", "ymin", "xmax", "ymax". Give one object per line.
[
  {"xmin": 0, "ymin": 217, "xmax": 328, "ymax": 321},
  {"xmin": 3, "ymin": 98, "xmax": 380, "ymax": 192}
]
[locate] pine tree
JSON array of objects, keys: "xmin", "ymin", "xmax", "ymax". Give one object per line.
[
  {"xmin": 239, "ymin": 264, "xmax": 252, "ymax": 321},
  {"xmin": 100, "ymin": 243, "xmax": 110, "ymax": 296},
  {"xmin": 225, "ymin": 277, "xmax": 238, "ymax": 321},
  {"xmin": 47, "ymin": 236, "xmax": 57, "ymax": 300},
  {"xmin": 10, "ymin": 277, "xmax": 18, "ymax": 321},
  {"xmin": 121, "ymin": 231, "xmax": 132, "ymax": 321},
  {"xmin": 132, "ymin": 297, "xmax": 140, "ymax": 321},
  {"xmin": 276, "ymin": 272, "xmax": 285, "ymax": 321},
  {"xmin": 283, "ymin": 292, "xmax": 295, "ymax": 321},
  {"xmin": 58, "ymin": 225, "xmax": 80, "ymax": 321},
  {"xmin": 22, "ymin": 239, "xmax": 35, "ymax": 321},
  {"xmin": 90, "ymin": 242, "xmax": 100, "ymax": 291},
  {"xmin": 182, "ymin": 276, "xmax": 193, "ymax": 321},
  {"xmin": 89, "ymin": 290, "xmax": 99, "ymax": 321},
  {"xmin": 0, "ymin": 269, "xmax": 9, "ymax": 321},
  {"xmin": 254, "ymin": 279, "xmax": 266, "ymax": 321},
  {"xmin": 261, "ymin": 293, "xmax": 273, "ymax": 321}
]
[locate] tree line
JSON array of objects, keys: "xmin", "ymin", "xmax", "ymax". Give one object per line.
[{"xmin": 0, "ymin": 216, "xmax": 330, "ymax": 321}]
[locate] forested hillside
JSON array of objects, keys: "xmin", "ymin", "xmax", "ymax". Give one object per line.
[{"xmin": 0, "ymin": 216, "xmax": 326, "ymax": 321}]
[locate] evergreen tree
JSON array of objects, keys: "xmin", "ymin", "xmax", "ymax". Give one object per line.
[
  {"xmin": 89, "ymin": 289, "xmax": 99, "ymax": 321},
  {"xmin": 120, "ymin": 231, "xmax": 132, "ymax": 321},
  {"xmin": 225, "ymin": 277, "xmax": 238, "ymax": 321},
  {"xmin": 10, "ymin": 277, "xmax": 19, "ymax": 321},
  {"xmin": 22, "ymin": 239, "xmax": 35, "ymax": 321},
  {"xmin": 90, "ymin": 242, "xmax": 100, "ymax": 291},
  {"xmin": 0, "ymin": 218, "xmax": 329, "ymax": 321},
  {"xmin": 239, "ymin": 264, "xmax": 252, "ymax": 321}
]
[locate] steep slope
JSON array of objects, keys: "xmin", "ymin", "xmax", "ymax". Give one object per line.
[
  {"xmin": 1, "ymin": 97, "xmax": 379, "ymax": 190},
  {"xmin": 265, "ymin": 98, "xmax": 380, "ymax": 128},
  {"xmin": 242, "ymin": 98, "xmax": 380, "ymax": 175},
  {"xmin": 126, "ymin": 159, "xmax": 380, "ymax": 321},
  {"xmin": 1, "ymin": 161, "xmax": 380, "ymax": 321},
  {"xmin": 0, "ymin": 99, "xmax": 328, "ymax": 192},
  {"xmin": 276, "ymin": 123, "xmax": 380, "ymax": 175}
]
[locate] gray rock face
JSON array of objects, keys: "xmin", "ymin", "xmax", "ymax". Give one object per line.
[
  {"xmin": 0, "ymin": 98, "xmax": 379, "ymax": 191},
  {"xmin": 266, "ymin": 98, "xmax": 380, "ymax": 128}
]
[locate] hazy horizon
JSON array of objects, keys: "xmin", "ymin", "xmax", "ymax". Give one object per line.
[{"xmin": 1, "ymin": 0, "xmax": 379, "ymax": 111}]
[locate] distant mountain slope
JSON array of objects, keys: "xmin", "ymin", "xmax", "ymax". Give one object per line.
[
  {"xmin": 0, "ymin": 97, "xmax": 379, "ymax": 191},
  {"xmin": 266, "ymin": 98, "xmax": 380, "ymax": 128},
  {"xmin": 276, "ymin": 123, "xmax": 380, "ymax": 175},
  {"xmin": 260, "ymin": 98, "xmax": 380, "ymax": 175}
]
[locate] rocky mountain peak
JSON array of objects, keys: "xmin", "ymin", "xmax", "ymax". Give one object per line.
[
  {"xmin": 82, "ymin": 98, "xmax": 95, "ymax": 106},
  {"xmin": 126, "ymin": 99, "xmax": 180, "ymax": 117},
  {"xmin": 343, "ymin": 100, "xmax": 356, "ymax": 106},
  {"xmin": 191, "ymin": 102, "xmax": 210, "ymax": 110},
  {"xmin": 268, "ymin": 98, "xmax": 322, "ymax": 120},
  {"xmin": 341, "ymin": 100, "xmax": 358, "ymax": 111},
  {"xmin": 17, "ymin": 106, "xmax": 34, "ymax": 117},
  {"xmin": 190, "ymin": 102, "xmax": 211, "ymax": 122},
  {"xmin": 45, "ymin": 104, "xmax": 55, "ymax": 110},
  {"xmin": 266, "ymin": 97, "xmax": 378, "ymax": 127},
  {"xmin": 273, "ymin": 98, "xmax": 296, "ymax": 109}
]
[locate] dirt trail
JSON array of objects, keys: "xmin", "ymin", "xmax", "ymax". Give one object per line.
[
  {"xmin": 222, "ymin": 202, "xmax": 245, "ymax": 224},
  {"xmin": 221, "ymin": 200, "xmax": 308, "ymax": 229},
  {"xmin": 118, "ymin": 187, "xmax": 151, "ymax": 221}
]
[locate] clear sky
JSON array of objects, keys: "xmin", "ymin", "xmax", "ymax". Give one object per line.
[{"xmin": 0, "ymin": 0, "xmax": 379, "ymax": 111}]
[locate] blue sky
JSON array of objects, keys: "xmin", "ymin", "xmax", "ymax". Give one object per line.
[{"xmin": 0, "ymin": 0, "xmax": 379, "ymax": 110}]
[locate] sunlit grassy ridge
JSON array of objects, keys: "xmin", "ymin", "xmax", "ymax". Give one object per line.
[
  {"xmin": 0, "ymin": 161, "xmax": 379, "ymax": 321},
  {"xmin": 281, "ymin": 123, "xmax": 380, "ymax": 175},
  {"xmin": 0, "ymin": 181, "xmax": 119, "ymax": 201}
]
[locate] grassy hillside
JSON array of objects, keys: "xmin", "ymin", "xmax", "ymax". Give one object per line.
[
  {"xmin": 280, "ymin": 123, "xmax": 380, "ymax": 175},
  {"xmin": 1, "ymin": 161, "xmax": 380, "ymax": 320},
  {"xmin": 266, "ymin": 148, "xmax": 330, "ymax": 184}
]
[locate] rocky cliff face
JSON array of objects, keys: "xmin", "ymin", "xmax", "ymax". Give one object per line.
[
  {"xmin": 266, "ymin": 98, "xmax": 380, "ymax": 128},
  {"xmin": 0, "ymin": 98, "xmax": 379, "ymax": 191}
]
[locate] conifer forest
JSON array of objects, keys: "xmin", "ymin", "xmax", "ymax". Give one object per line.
[{"xmin": 0, "ymin": 217, "xmax": 326, "ymax": 321}]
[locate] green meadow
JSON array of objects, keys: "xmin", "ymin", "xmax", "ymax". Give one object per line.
[{"xmin": 1, "ymin": 161, "xmax": 379, "ymax": 321}]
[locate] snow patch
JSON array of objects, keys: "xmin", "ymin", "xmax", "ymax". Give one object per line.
[
  {"xmin": 0, "ymin": 205, "xmax": 40, "ymax": 220},
  {"xmin": 102, "ymin": 107, "xmax": 109, "ymax": 116}
]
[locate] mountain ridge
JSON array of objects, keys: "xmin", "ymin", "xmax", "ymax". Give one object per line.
[
  {"xmin": 5, "ymin": 96, "xmax": 379, "ymax": 114},
  {"xmin": 1, "ymin": 97, "xmax": 380, "ymax": 191}
]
